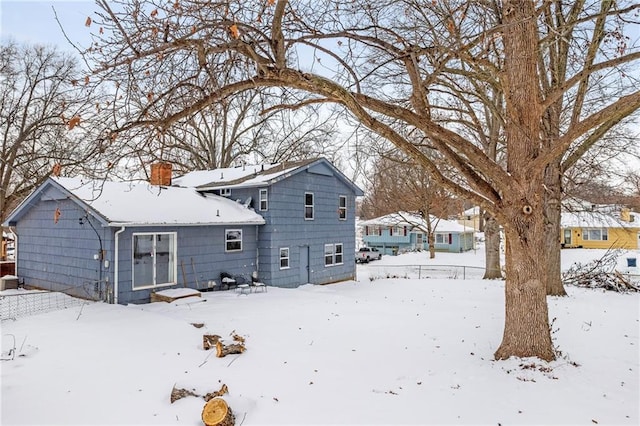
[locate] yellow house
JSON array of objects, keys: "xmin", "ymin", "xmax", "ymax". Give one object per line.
[
  {"xmin": 458, "ymin": 206, "xmax": 482, "ymax": 231},
  {"xmin": 560, "ymin": 208, "xmax": 640, "ymax": 249}
]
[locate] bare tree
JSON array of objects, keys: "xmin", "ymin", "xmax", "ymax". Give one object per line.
[
  {"xmin": 84, "ymin": 0, "xmax": 640, "ymax": 360},
  {"xmin": 107, "ymin": 85, "xmax": 343, "ymax": 177},
  {"xmin": 0, "ymin": 41, "xmax": 105, "ymax": 225},
  {"xmin": 361, "ymin": 154, "xmax": 459, "ymax": 258}
]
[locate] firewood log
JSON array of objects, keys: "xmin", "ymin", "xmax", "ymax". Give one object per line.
[{"xmin": 201, "ymin": 398, "xmax": 235, "ymax": 426}]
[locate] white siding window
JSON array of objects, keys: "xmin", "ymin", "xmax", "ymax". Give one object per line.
[
  {"xmin": 225, "ymin": 229, "xmax": 243, "ymax": 252},
  {"xmin": 582, "ymin": 228, "xmax": 608, "ymax": 241},
  {"xmin": 132, "ymin": 232, "xmax": 177, "ymax": 289},
  {"xmin": 219, "ymin": 188, "xmax": 231, "ymax": 197},
  {"xmin": 435, "ymin": 233, "xmax": 450, "ymax": 244},
  {"xmin": 280, "ymin": 247, "xmax": 290, "ymax": 269},
  {"xmin": 335, "ymin": 243, "xmax": 343, "ymax": 264},
  {"xmin": 259, "ymin": 189, "xmax": 268, "ymax": 211},
  {"xmin": 324, "ymin": 243, "xmax": 343, "ymax": 266},
  {"xmin": 324, "ymin": 244, "xmax": 334, "ymax": 266},
  {"xmin": 305, "ymin": 192, "xmax": 314, "ymax": 220},
  {"xmin": 338, "ymin": 195, "xmax": 347, "ymax": 220}
]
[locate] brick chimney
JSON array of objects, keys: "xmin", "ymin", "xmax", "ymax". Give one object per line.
[{"xmin": 150, "ymin": 162, "xmax": 172, "ymax": 186}]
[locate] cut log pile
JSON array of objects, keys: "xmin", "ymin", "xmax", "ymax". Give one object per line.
[
  {"xmin": 202, "ymin": 334, "xmax": 221, "ymax": 350},
  {"xmin": 171, "ymin": 331, "xmax": 248, "ymax": 424},
  {"xmin": 562, "ymin": 249, "xmax": 640, "ymax": 292},
  {"xmin": 203, "ymin": 332, "xmax": 247, "ymax": 357},
  {"xmin": 170, "ymin": 383, "xmax": 229, "ymax": 404}
]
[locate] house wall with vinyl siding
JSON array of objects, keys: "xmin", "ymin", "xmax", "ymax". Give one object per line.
[
  {"xmin": 8, "ymin": 159, "xmax": 361, "ymax": 302},
  {"xmin": 362, "ymin": 226, "xmax": 475, "ymax": 254},
  {"xmin": 13, "ymin": 184, "xmax": 260, "ymax": 304},
  {"xmin": 561, "ymin": 227, "xmax": 640, "ymax": 249},
  {"xmin": 222, "ymin": 162, "xmax": 359, "ymax": 288},
  {"xmin": 13, "ymin": 184, "xmax": 115, "ymax": 300},
  {"xmin": 113, "ymin": 224, "xmax": 259, "ymax": 304}
]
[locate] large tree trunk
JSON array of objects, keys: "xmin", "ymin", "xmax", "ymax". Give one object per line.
[
  {"xmin": 544, "ymin": 161, "xmax": 567, "ymax": 296},
  {"xmin": 494, "ymin": 216, "xmax": 555, "ymax": 361},
  {"xmin": 495, "ymin": 1, "xmax": 555, "ymax": 361},
  {"xmin": 483, "ymin": 215, "xmax": 502, "ymax": 279}
]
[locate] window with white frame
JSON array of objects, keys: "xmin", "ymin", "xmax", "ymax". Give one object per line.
[
  {"xmin": 324, "ymin": 244, "xmax": 334, "ymax": 266},
  {"xmin": 338, "ymin": 195, "xmax": 347, "ymax": 220},
  {"xmin": 305, "ymin": 192, "xmax": 314, "ymax": 220},
  {"xmin": 219, "ymin": 188, "xmax": 231, "ymax": 197},
  {"xmin": 280, "ymin": 247, "xmax": 290, "ymax": 269},
  {"xmin": 582, "ymin": 228, "xmax": 608, "ymax": 241},
  {"xmin": 259, "ymin": 188, "xmax": 268, "ymax": 211},
  {"xmin": 132, "ymin": 232, "xmax": 176, "ymax": 289},
  {"xmin": 225, "ymin": 229, "xmax": 242, "ymax": 251},
  {"xmin": 435, "ymin": 233, "xmax": 450, "ymax": 244},
  {"xmin": 324, "ymin": 243, "xmax": 344, "ymax": 266},
  {"xmin": 335, "ymin": 243, "xmax": 343, "ymax": 264}
]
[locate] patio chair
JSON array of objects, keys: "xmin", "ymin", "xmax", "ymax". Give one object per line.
[
  {"xmin": 250, "ymin": 273, "xmax": 267, "ymax": 293},
  {"xmin": 220, "ymin": 272, "xmax": 237, "ymax": 290},
  {"xmin": 234, "ymin": 275, "xmax": 251, "ymax": 295}
]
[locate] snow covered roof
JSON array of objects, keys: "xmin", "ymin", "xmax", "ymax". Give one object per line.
[
  {"xmin": 561, "ymin": 211, "xmax": 638, "ymax": 229},
  {"xmin": 173, "ymin": 160, "xmax": 312, "ymax": 190},
  {"xmin": 359, "ymin": 212, "xmax": 473, "ymax": 233},
  {"xmin": 462, "ymin": 206, "xmax": 480, "ymax": 216},
  {"xmin": 51, "ymin": 177, "xmax": 265, "ymax": 227},
  {"xmin": 172, "ymin": 158, "xmax": 364, "ymax": 197}
]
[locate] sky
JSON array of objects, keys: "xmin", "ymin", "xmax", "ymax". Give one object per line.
[
  {"xmin": 1, "ymin": 248, "xmax": 639, "ymax": 425},
  {"xmin": 1, "ymin": 0, "xmax": 639, "ymax": 183},
  {"xmin": 0, "ymin": 0, "xmax": 95, "ymax": 50}
]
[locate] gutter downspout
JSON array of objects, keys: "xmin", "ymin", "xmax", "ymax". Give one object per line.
[
  {"xmin": 255, "ymin": 224, "xmax": 260, "ymax": 277},
  {"xmin": 9, "ymin": 227, "xmax": 17, "ymax": 277},
  {"xmin": 114, "ymin": 226, "xmax": 126, "ymax": 304}
]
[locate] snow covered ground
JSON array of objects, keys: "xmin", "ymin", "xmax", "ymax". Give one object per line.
[{"xmin": 1, "ymin": 247, "xmax": 638, "ymax": 425}]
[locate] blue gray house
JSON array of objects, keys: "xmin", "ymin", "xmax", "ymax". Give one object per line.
[
  {"xmin": 3, "ymin": 158, "xmax": 363, "ymax": 304},
  {"xmin": 358, "ymin": 212, "xmax": 475, "ymax": 254}
]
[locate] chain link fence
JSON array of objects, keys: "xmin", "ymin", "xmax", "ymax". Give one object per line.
[
  {"xmin": 364, "ymin": 264, "xmax": 487, "ymax": 281},
  {"xmin": 0, "ymin": 280, "xmax": 108, "ymax": 321}
]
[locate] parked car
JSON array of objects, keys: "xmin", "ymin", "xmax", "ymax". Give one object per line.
[{"xmin": 356, "ymin": 247, "xmax": 382, "ymax": 263}]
